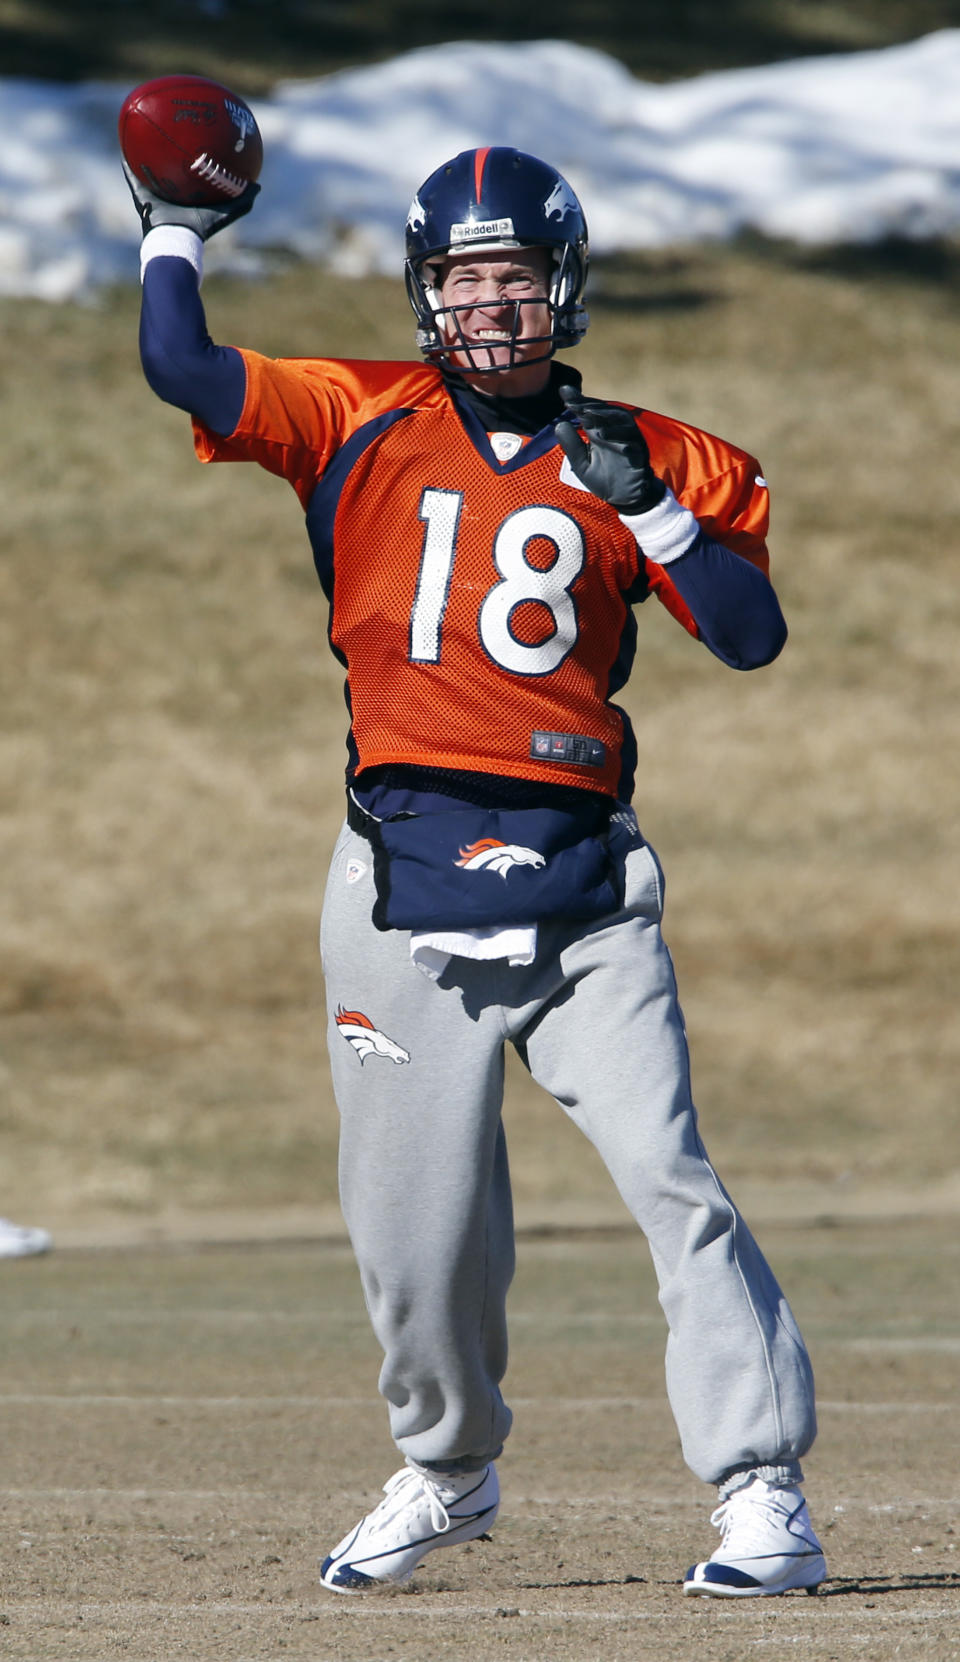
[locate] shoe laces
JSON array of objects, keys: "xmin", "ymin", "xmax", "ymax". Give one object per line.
[
  {"xmin": 710, "ymin": 1481, "xmax": 800, "ymax": 1550},
  {"xmin": 368, "ymin": 1467, "xmax": 460, "ymax": 1538}
]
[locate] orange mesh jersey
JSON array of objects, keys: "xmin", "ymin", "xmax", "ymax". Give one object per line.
[{"xmin": 194, "ymin": 355, "xmax": 770, "ymax": 798}]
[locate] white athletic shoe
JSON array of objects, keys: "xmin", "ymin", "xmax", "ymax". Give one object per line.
[
  {"xmin": 683, "ymin": 1474, "xmax": 826, "ymax": 1597},
  {"xmin": 0, "ymin": 1218, "xmax": 52, "ymax": 1259},
  {"xmin": 320, "ymin": 1462, "xmax": 499, "ymax": 1593}
]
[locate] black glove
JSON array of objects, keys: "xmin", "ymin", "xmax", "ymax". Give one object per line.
[
  {"xmin": 555, "ymin": 385, "xmax": 666, "ymax": 513},
  {"xmin": 122, "ymin": 158, "xmax": 260, "ymax": 242}
]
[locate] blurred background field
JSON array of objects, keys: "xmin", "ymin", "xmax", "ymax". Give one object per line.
[
  {"xmin": 0, "ymin": 2, "xmax": 958, "ymax": 1243},
  {"xmin": 2, "ymin": 0, "xmax": 957, "ymax": 85}
]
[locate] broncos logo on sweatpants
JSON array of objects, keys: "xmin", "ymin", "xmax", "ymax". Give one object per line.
[{"xmin": 335, "ymin": 1006, "xmax": 411, "ymax": 1065}]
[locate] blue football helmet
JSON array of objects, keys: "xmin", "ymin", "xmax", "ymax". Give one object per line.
[{"xmin": 404, "ymin": 146, "xmax": 589, "ymax": 374}]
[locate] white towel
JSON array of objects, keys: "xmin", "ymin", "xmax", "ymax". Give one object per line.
[{"xmin": 410, "ymin": 924, "xmax": 538, "ymax": 981}]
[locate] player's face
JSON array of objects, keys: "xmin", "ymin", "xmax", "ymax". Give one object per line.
[{"xmin": 436, "ymin": 248, "xmax": 554, "ymax": 395}]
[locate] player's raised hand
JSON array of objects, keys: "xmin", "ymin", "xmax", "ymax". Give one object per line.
[
  {"xmin": 122, "ymin": 158, "xmax": 260, "ymax": 242},
  {"xmin": 556, "ymin": 386, "xmax": 666, "ymax": 513}
]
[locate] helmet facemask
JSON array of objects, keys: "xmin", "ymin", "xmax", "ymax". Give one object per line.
[{"xmin": 406, "ymin": 241, "xmax": 588, "ymax": 376}]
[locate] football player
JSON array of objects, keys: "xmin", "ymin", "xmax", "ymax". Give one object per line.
[{"xmin": 125, "ymin": 143, "xmax": 826, "ymax": 1598}]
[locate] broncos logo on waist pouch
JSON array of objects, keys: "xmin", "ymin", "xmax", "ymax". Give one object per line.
[{"xmin": 352, "ymin": 801, "xmax": 630, "ymax": 933}]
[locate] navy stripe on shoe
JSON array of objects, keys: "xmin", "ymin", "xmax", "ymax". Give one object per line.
[{"xmin": 689, "ymin": 1562, "xmax": 764, "ymax": 1588}]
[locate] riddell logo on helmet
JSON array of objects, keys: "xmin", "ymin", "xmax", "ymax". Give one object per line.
[
  {"xmin": 449, "ymin": 217, "xmax": 515, "ymax": 243},
  {"xmin": 455, "ymin": 839, "xmax": 546, "ymax": 877}
]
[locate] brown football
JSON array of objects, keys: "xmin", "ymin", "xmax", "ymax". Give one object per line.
[{"xmin": 118, "ymin": 74, "xmax": 263, "ymax": 207}]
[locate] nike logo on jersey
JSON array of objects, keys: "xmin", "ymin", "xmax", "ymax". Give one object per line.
[
  {"xmin": 455, "ymin": 838, "xmax": 546, "ymax": 877},
  {"xmin": 335, "ymin": 1006, "xmax": 411, "ymax": 1065}
]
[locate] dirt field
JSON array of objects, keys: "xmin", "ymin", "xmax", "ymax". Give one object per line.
[{"xmin": 0, "ymin": 1219, "xmax": 957, "ymax": 1661}]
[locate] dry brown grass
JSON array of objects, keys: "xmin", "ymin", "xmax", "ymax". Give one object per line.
[{"xmin": 0, "ymin": 241, "xmax": 957, "ymax": 1236}]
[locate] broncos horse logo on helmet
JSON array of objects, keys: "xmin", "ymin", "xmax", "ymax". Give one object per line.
[{"xmin": 404, "ymin": 146, "xmax": 590, "ymax": 375}]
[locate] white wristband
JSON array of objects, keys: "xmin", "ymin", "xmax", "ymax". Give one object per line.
[
  {"xmin": 618, "ymin": 487, "xmax": 699, "ymax": 564},
  {"xmin": 140, "ymin": 225, "xmax": 204, "ymax": 283}
]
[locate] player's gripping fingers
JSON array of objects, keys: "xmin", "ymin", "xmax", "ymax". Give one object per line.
[
  {"xmin": 122, "ymin": 156, "xmax": 161, "ymax": 233},
  {"xmin": 122, "ymin": 157, "xmax": 260, "ymax": 241}
]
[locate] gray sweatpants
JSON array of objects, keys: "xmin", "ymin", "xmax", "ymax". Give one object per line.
[{"xmin": 320, "ymin": 818, "xmax": 817, "ymax": 1487}]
